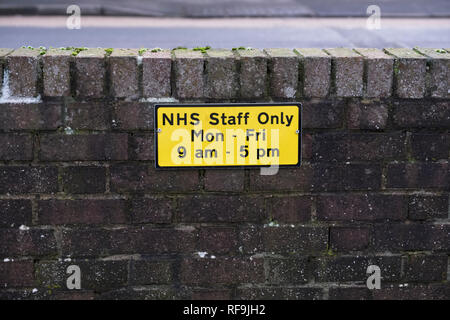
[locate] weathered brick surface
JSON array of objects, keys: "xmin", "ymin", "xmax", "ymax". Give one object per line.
[
  {"xmin": 0, "ymin": 47, "xmax": 448, "ymax": 300},
  {"xmin": 6, "ymin": 48, "xmax": 40, "ymax": 97},
  {"xmin": 295, "ymin": 48, "xmax": 331, "ymax": 97},
  {"xmin": 416, "ymin": 48, "xmax": 450, "ymax": 98},
  {"xmin": 173, "ymin": 49, "xmax": 204, "ymax": 99},
  {"xmin": 142, "ymin": 49, "xmax": 171, "ymax": 98},
  {"xmin": 205, "ymin": 49, "xmax": 238, "ymax": 99},
  {"xmin": 109, "ymin": 49, "xmax": 139, "ymax": 98},
  {"xmin": 42, "ymin": 48, "xmax": 72, "ymax": 96},
  {"xmin": 75, "ymin": 48, "xmax": 106, "ymax": 98},
  {"xmin": 385, "ymin": 48, "xmax": 427, "ymax": 98},
  {"xmin": 265, "ymin": 48, "xmax": 298, "ymax": 98},
  {"xmin": 326, "ymin": 48, "xmax": 363, "ymax": 97},
  {"xmin": 237, "ymin": 49, "xmax": 267, "ymax": 98},
  {"xmin": 0, "ymin": 48, "xmax": 13, "ymax": 90},
  {"xmin": 356, "ymin": 48, "xmax": 393, "ymax": 97}
]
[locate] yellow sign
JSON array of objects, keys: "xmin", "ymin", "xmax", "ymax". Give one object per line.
[{"xmin": 155, "ymin": 103, "xmax": 301, "ymax": 168}]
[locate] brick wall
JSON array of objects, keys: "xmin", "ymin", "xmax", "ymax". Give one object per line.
[{"xmin": 0, "ymin": 46, "xmax": 448, "ymax": 300}]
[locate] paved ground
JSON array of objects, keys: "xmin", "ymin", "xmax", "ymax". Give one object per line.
[
  {"xmin": 0, "ymin": 0, "xmax": 449, "ymax": 17},
  {"xmin": 0, "ymin": 16, "xmax": 449, "ymax": 49}
]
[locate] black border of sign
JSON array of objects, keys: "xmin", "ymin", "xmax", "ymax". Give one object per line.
[{"xmin": 154, "ymin": 102, "xmax": 302, "ymax": 169}]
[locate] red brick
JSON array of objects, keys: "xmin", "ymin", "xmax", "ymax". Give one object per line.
[
  {"xmin": 0, "ymin": 200, "xmax": 32, "ymax": 228},
  {"xmin": 410, "ymin": 133, "xmax": 450, "ymax": 160},
  {"xmin": 0, "ymin": 260, "xmax": 35, "ymax": 288},
  {"xmin": 236, "ymin": 287, "xmax": 322, "ymax": 300},
  {"xmin": 0, "ymin": 134, "xmax": 33, "ymax": 160},
  {"xmin": 330, "ymin": 227, "xmax": 370, "ymax": 251},
  {"xmin": 267, "ymin": 195, "xmax": 312, "ymax": 223},
  {"xmin": 393, "ymin": 100, "xmax": 450, "ymax": 128},
  {"xmin": 315, "ymin": 256, "xmax": 401, "ymax": 282},
  {"xmin": 249, "ymin": 165, "xmax": 313, "ymax": 192},
  {"xmin": 39, "ymin": 134, "xmax": 128, "ymax": 161},
  {"xmin": 113, "ymin": 102, "xmax": 154, "ymax": 130},
  {"xmin": 0, "ymin": 103, "xmax": 62, "ymax": 130},
  {"xmin": 62, "ymin": 166, "xmax": 106, "ymax": 194},
  {"xmin": 197, "ymin": 227, "xmax": 239, "ymax": 254},
  {"xmin": 386, "ymin": 162, "xmax": 449, "ymax": 189},
  {"xmin": 177, "ymin": 195, "xmax": 266, "ymax": 223},
  {"xmin": 316, "ymin": 194, "xmax": 407, "ymax": 221},
  {"xmin": 204, "ymin": 169, "xmax": 245, "ymax": 192},
  {"xmin": 266, "ymin": 258, "xmax": 310, "ymax": 284},
  {"xmin": 180, "ymin": 257, "xmax": 264, "ymax": 285},
  {"xmin": 347, "ymin": 102, "xmax": 388, "ymax": 130},
  {"xmin": 373, "ymin": 223, "xmax": 448, "ymax": 251},
  {"xmin": 312, "ymin": 163, "xmax": 382, "ymax": 192},
  {"xmin": 38, "ymin": 199, "xmax": 127, "ymax": 225},
  {"xmin": 312, "ymin": 132, "xmax": 406, "ymax": 162},
  {"xmin": 61, "ymin": 227, "xmax": 196, "ymax": 257},
  {"xmin": 329, "ymin": 287, "xmax": 372, "ymax": 300},
  {"xmin": 373, "ymin": 284, "xmax": 448, "ymax": 300},
  {"xmin": 110, "ymin": 165, "xmax": 200, "ymax": 193},
  {"xmin": 0, "ymin": 166, "xmax": 58, "ymax": 194},
  {"xmin": 129, "ymin": 134, "xmax": 154, "ymax": 160},
  {"xmin": 408, "ymin": 195, "xmax": 448, "ymax": 220},
  {"xmin": 131, "ymin": 197, "xmax": 174, "ymax": 224},
  {"xmin": 0, "ymin": 229, "xmax": 57, "ymax": 257},
  {"xmin": 404, "ymin": 255, "xmax": 447, "ymax": 282},
  {"xmin": 302, "ymin": 100, "xmax": 344, "ymax": 129},
  {"xmin": 191, "ymin": 289, "xmax": 232, "ymax": 300},
  {"xmin": 37, "ymin": 260, "xmax": 128, "ymax": 292},
  {"xmin": 262, "ymin": 226, "xmax": 328, "ymax": 254},
  {"xmin": 129, "ymin": 260, "xmax": 173, "ymax": 285},
  {"xmin": 65, "ymin": 102, "xmax": 110, "ymax": 130}
]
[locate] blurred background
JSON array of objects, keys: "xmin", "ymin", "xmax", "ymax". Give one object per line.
[{"xmin": 0, "ymin": 0, "xmax": 449, "ymax": 48}]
